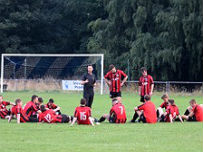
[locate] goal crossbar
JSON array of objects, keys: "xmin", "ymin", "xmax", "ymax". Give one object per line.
[{"xmin": 1, "ymin": 54, "xmax": 104, "ymax": 94}]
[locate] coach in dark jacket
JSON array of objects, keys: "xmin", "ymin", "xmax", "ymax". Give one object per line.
[{"xmin": 81, "ymin": 65, "xmax": 96, "ymax": 108}]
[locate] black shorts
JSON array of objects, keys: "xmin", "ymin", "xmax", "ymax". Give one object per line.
[
  {"xmin": 7, "ymin": 109, "xmax": 11, "ymax": 116},
  {"xmin": 61, "ymin": 114, "xmax": 70, "ymax": 123},
  {"xmin": 109, "ymin": 116, "xmax": 116, "ymax": 123},
  {"xmin": 140, "ymin": 96, "xmax": 145, "ymax": 102},
  {"xmin": 110, "ymin": 91, "xmax": 121, "ymax": 98},
  {"xmin": 28, "ymin": 117, "xmax": 39, "ymax": 122},
  {"xmin": 139, "ymin": 114, "xmax": 146, "ymax": 123},
  {"xmin": 188, "ymin": 116, "xmax": 196, "ymax": 121}
]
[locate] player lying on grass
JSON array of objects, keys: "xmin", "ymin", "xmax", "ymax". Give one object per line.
[
  {"xmin": 8, "ymin": 99, "xmax": 38, "ymax": 123},
  {"xmin": 182, "ymin": 99, "xmax": 203, "ymax": 122},
  {"xmin": 131, "ymin": 95, "xmax": 157, "ymax": 123},
  {"xmin": 0, "ymin": 95, "xmax": 14, "ymax": 119},
  {"xmin": 98, "ymin": 98, "xmax": 127, "ymax": 123},
  {"xmin": 38, "ymin": 105, "xmax": 71, "ymax": 123},
  {"xmin": 70, "ymin": 98, "xmax": 97, "ymax": 126},
  {"xmin": 24, "ymin": 95, "xmax": 41, "ymax": 119},
  {"xmin": 45, "ymin": 98, "xmax": 61, "ymax": 115},
  {"xmin": 157, "ymin": 93, "xmax": 170, "ymax": 121},
  {"xmin": 159, "ymin": 99, "xmax": 183, "ymax": 123}
]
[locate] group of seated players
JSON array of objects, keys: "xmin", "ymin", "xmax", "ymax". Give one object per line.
[{"xmin": 0, "ymin": 93, "xmax": 203, "ymax": 125}]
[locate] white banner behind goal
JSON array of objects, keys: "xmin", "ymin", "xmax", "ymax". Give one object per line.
[{"xmin": 1, "ymin": 54, "xmax": 104, "ymax": 94}]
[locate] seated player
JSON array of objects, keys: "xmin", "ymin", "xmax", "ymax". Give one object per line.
[
  {"xmin": 182, "ymin": 99, "xmax": 203, "ymax": 122},
  {"xmin": 131, "ymin": 95, "xmax": 157, "ymax": 123},
  {"xmin": 38, "ymin": 105, "xmax": 70, "ymax": 123},
  {"xmin": 160, "ymin": 99, "xmax": 183, "ymax": 123},
  {"xmin": 36, "ymin": 97, "xmax": 44, "ymax": 110},
  {"xmin": 182, "ymin": 100, "xmax": 203, "ymax": 120},
  {"xmin": 157, "ymin": 93, "xmax": 169, "ymax": 121},
  {"xmin": 70, "ymin": 98, "xmax": 95, "ymax": 126},
  {"xmin": 46, "ymin": 98, "xmax": 61, "ymax": 115},
  {"xmin": 0, "ymin": 95, "xmax": 14, "ymax": 119},
  {"xmin": 98, "ymin": 99, "xmax": 127, "ymax": 123},
  {"xmin": 23, "ymin": 95, "xmax": 41, "ymax": 118},
  {"xmin": 8, "ymin": 99, "xmax": 38, "ymax": 123}
]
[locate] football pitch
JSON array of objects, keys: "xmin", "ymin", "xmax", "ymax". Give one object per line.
[{"xmin": 0, "ymin": 92, "xmax": 202, "ymax": 152}]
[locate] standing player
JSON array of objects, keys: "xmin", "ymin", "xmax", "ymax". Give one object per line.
[
  {"xmin": 182, "ymin": 99, "xmax": 203, "ymax": 122},
  {"xmin": 131, "ymin": 95, "xmax": 157, "ymax": 123},
  {"xmin": 0, "ymin": 95, "xmax": 14, "ymax": 119},
  {"xmin": 98, "ymin": 99, "xmax": 127, "ymax": 123},
  {"xmin": 70, "ymin": 98, "xmax": 95, "ymax": 126},
  {"xmin": 138, "ymin": 67, "xmax": 154, "ymax": 102},
  {"xmin": 23, "ymin": 95, "xmax": 40, "ymax": 118},
  {"xmin": 104, "ymin": 64, "xmax": 128, "ymax": 100},
  {"xmin": 8, "ymin": 99, "xmax": 38, "ymax": 123},
  {"xmin": 81, "ymin": 65, "xmax": 96, "ymax": 108}
]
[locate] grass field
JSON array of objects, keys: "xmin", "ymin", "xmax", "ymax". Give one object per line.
[{"xmin": 0, "ymin": 91, "xmax": 203, "ymax": 152}]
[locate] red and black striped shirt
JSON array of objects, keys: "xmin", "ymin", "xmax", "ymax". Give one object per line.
[
  {"xmin": 0, "ymin": 101, "xmax": 10, "ymax": 119},
  {"xmin": 23, "ymin": 101, "xmax": 38, "ymax": 117},
  {"xmin": 105, "ymin": 70, "xmax": 127, "ymax": 93},
  {"xmin": 11, "ymin": 105, "xmax": 29, "ymax": 123},
  {"xmin": 138, "ymin": 75, "xmax": 154, "ymax": 96},
  {"xmin": 45, "ymin": 103, "xmax": 58, "ymax": 110}
]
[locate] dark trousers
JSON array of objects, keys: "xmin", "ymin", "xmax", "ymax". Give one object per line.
[
  {"xmin": 84, "ymin": 93, "xmax": 94, "ymax": 108},
  {"xmin": 28, "ymin": 116, "xmax": 39, "ymax": 122}
]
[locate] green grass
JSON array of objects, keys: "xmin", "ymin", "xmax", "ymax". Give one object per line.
[{"xmin": 0, "ymin": 92, "xmax": 203, "ymax": 152}]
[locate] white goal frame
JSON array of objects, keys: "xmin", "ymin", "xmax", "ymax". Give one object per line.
[{"xmin": 1, "ymin": 54, "xmax": 104, "ymax": 94}]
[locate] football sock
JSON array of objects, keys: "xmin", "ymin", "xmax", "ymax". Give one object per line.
[
  {"xmin": 156, "ymin": 110, "xmax": 160, "ymax": 118},
  {"xmin": 160, "ymin": 115, "xmax": 165, "ymax": 122},
  {"xmin": 131, "ymin": 112, "xmax": 138, "ymax": 122},
  {"xmin": 98, "ymin": 116, "xmax": 106, "ymax": 122},
  {"xmin": 94, "ymin": 118, "xmax": 99, "ymax": 123}
]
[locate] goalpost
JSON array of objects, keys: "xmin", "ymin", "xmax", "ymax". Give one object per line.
[{"xmin": 1, "ymin": 54, "xmax": 104, "ymax": 94}]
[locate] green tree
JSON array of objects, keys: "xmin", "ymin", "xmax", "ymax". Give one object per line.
[{"xmin": 87, "ymin": 0, "xmax": 203, "ymax": 81}]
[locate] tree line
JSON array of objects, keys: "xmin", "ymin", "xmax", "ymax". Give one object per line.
[{"xmin": 0, "ymin": 0, "xmax": 202, "ymax": 81}]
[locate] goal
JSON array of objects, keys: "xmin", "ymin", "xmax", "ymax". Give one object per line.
[{"xmin": 1, "ymin": 54, "xmax": 104, "ymax": 94}]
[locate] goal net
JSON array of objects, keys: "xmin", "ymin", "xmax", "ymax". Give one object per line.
[{"xmin": 1, "ymin": 54, "xmax": 104, "ymax": 94}]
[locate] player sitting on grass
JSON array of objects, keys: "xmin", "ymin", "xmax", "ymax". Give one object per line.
[
  {"xmin": 70, "ymin": 98, "xmax": 96, "ymax": 126},
  {"xmin": 160, "ymin": 99, "xmax": 183, "ymax": 123},
  {"xmin": 8, "ymin": 99, "xmax": 38, "ymax": 123},
  {"xmin": 0, "ymin": 95, "xmax": 14, "ymax": 119},
  {"xmin": 98, "ymin": 98, "xmax": 127, "ymax": 123},
  {"xmin": 38, "ymin": 105, "xmax": 71, "ymax": 123},
  {"xmin": 131, "ymin": 95, "xmax": 157, "ymax": 123},
  {"xmin": 24, "ymin": 95, "xmax": 41, "ymax": 118},
  {"xmin": 34, "ymin": 97, "xmax": 44, "ymax": 117},
  {"xmin": 36, "ymin": 97, "xmax": 43, "ymax": 109},
  {"xmin": 182, "ymin": 99, "xmax": 203, "ymax": 122},
  {"xmin": 156, "ymin": 93, "xmax": 170, "ymax": 121},
  {"xmin": 45, "ymin": 98, "xmax": 61, "ymax": 115}
]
